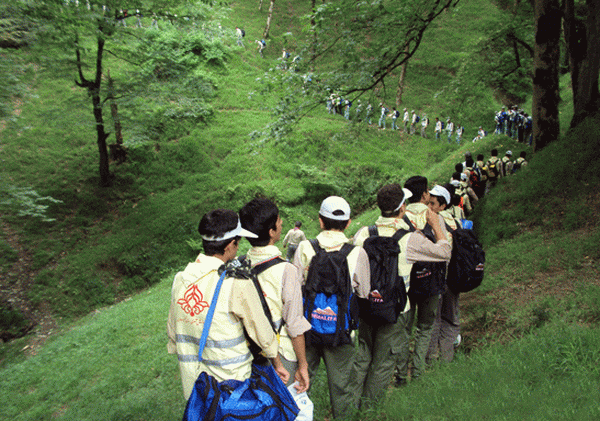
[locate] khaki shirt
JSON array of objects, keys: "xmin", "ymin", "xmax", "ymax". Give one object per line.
[
  {"xmin": 282, "ymin": 228, "xmax": 307, "ymax": 248},
  {"xmin": 246, "ymin": 245, "xmax": 312, "ymax": 361},
  {"xmin": 293, "ymin": 230, "xmax": 371, "ymax": 299}
]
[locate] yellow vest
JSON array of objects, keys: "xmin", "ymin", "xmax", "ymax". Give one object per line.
[{"xmin": 171, "ymin": 261, "xmax": 252, "ymax": 399}]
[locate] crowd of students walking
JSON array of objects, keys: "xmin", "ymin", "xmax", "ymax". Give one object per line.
[{"xmin": 167, "ymin": 148, "xmax": 531, "ymax": 418}]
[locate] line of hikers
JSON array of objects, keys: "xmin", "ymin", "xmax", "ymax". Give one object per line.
[
  {"xmin": 451, "ymin": 149, "xmax": 529, "ymax": 217},
  {"xmin": 325, "ymin": 96, "xmax": 495, "ymax": 146},
  {"xmin": 168, "ymin": 175, "xmax": 486, "ymax": 420}
]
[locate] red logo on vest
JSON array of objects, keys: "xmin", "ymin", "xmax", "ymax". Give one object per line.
[{"xmin": 178, "ymin": 285, "xmax": 209, "ymax": 316}]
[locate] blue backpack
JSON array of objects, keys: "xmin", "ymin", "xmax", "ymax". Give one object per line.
[{"xmin": 303, "ymin": 241, "xmax": 358, "ymax": 347}]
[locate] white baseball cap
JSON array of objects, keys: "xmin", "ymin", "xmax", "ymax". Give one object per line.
[
  {"xmin": 319, "ymin": 196, "xmax": 351, "ymax": 220},
  {"xmin": 429, "ymin": 185, "xmax": 451, "ymax": 205},
  {"xmin": 201, "ymin": 218, "xmax": 258, "ymax": 241}
]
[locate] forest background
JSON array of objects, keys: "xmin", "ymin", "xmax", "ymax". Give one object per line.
[{"xmin": 1, "ymin": 0, "xmax": 600, "ymax": 420}]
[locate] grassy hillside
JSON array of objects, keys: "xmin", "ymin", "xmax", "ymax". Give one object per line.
[{"xmin": 1, "ymin": 0, "xmax": 599, "ymax": 419}]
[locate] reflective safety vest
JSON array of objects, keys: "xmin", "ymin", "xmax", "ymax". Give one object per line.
[{"xmin": 172, "ymin": 263, "xmax": 252, "ymax": 399}]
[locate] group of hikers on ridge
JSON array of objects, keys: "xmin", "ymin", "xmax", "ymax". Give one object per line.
[
  {"xmin": 326, "ymin": 94, "xmax": 536, "ymax": 149},
  {"xmin": 168, "ymin": 170, "xmax": 489, "ymax": 418}
]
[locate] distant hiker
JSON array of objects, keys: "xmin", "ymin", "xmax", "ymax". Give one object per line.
[
  {"xmin": 478, "ymin": 126, "xmax": 486, "ymax": 138},
  {"xmin": 485, "ymin": 148, "xmax": 502, "ymax": 193},
  {"xmin": 281, "ymin": 48, "xmax": 290, "ymax": 69},
  {"xmin": 365, "ymin": 103, "xmax": 373, "ymax": 125},
  {"xmin": 344, "ymin": 99, "xmax": 352, "ymax": 120},
  {"xmin": 395, "ymin": 177, "xmax": 452, "ymax": 386},
  {"xmin": 403, "ymin": 108, "xmax": 410, "ymax": 133},
  {"xmin": 450, "ymin": 172, "xmax": 474, "ymax": 216},
  {"xmin": 446, "ymin": 118, "xmax": 454, "ymax": 143},
  {"xmin": 256, "ymin": 39, "xmax": 266, "ymax": 57},
  {"xmin": 512, "ymin": 151, "xmax": 528, "ymax": 173},
  {"xmin": 474, "ymin": 154, "xmax": 488, "ymax": 198},
  {"xmin": 351, "ymin": 183, "xmax": 450, "ymax": 407},
  {"xmin": 355, "ymin": 99, "xmax": 363, "ymax": 121},
  {"xmin": 235, "ymin": 26, "xmax": 244, "ymax": 46},
  {"xmin": 410, "ymin": 110, "xmax": 418, "ymax": 135},
  {"xmin": 282, "ymin": 221, "xmax": 307, "ymax": 261},
  {"xmin": 293, "ymin": 196, "xmax": 371, "ymax": 419},
  {"xmin": 435, "ymin": 117, "xmax": 442, "ymax": 140},
  {"xmin": 390, "ymin": 107, "xmax": 399, "ymax": 130},
  {"xmin": 421, "ymin": 114, "xmax": 429, "ymax": 138},
  {"xmin": 379, "ymin": 104, "xmax": 388, "ymax": 129},
  {"xmin": 167, "ymin": 209, "xmax": 289, "ymax": 401},
  {"xmin": 501, "ymin": 150, "xmax": 513, "ymax": 176},
  {"xmin": 239, "ymin": 199, "xmax": 311, "ymax": 392},
  {"xmin": 426, "ymin": 184, "xmax": 461, "ymax": 364}
]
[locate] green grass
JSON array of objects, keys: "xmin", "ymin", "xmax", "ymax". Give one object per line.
[{"xmin": 2, "ymin": 0, "xmax": 600, "ymax": 419}]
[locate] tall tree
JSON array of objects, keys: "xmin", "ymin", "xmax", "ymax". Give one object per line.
[
  {"xmin": 564, "ymin": 0, "xmax": 600, "ymax": 128},
  {"xmin": 263, "ymin": 0, "xmax": 275, "ymax": 39},
  {"xmin": 532, "ymin": 0, "xmax": 561, "ymax": 151}
]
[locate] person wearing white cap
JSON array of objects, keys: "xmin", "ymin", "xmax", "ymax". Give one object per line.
[
  {"xmin": 293, "ymin": 196, "xmax": 371, "ymax": 419},
  {"xmin": 403, "ymin": 108, "xmax": 409, "ymax": 133},
  {"xmin": 239, "ymin": 198, "xmax": 311, "ymax": 393},
  {"xmin": 425, "ymin": 184, "xmax": 462, "ymax": 364},
  {"xmin": 351, "ymin": 183, "xmax": 451, "ymax": 405},
  {"xmin": 501, "ymin": 150, "xmax": 514, "ymax": 176},
  {"xmin": 167, "ymin": 209, "xmax": 288, "ymax": 400},
  {"xmin": 394, "ymin": 176, "xmax": 451, "ymax": 386}
]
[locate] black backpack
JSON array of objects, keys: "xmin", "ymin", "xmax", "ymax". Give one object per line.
[
  {"xmin": 303, "ymin": 240, "xmax": 358, "ymax": 347},
  {"xmin": 241, "ymin": 28, "xmax": 246, "ymax": 37},
  {"xmin": 446, "ymin": 228, "xmax": 485, "ymax": 293},
  {"xmin": 360, "ymin": 225, "xmax": 410, "ymax": 326},
  {"xmin": 408, "ymin": 224, "xmax": 447, "ymax": 300}
]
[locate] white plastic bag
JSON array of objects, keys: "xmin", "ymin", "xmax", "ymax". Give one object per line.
[{"xmin": 287, "ymin": 382, "xmax": 313, "ymax": 421}]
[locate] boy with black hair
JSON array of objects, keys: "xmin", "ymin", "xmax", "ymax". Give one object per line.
[
  {"xmin": 513, "ymin": 151, "xmax": 528, "ymax": 172},
  {"xmin": 486, "ymin": 148, "xmax": 502, "ymax": 193},
  {"xmin": 167, "ymin": 209, "xmax": 288, "ymax": 400},
  {"xmin": 239, "ymin": 198, "xmax": 311, "ymax": 393},
  {"xmin": 293, "ymin": 196, "xmax": 371, "ymax": 418},
  {"xmin": 395, "ymin": 176, "xmax": 451, "ymax": 385},
  {"xmin": 352, "ymin": 184, "xmax": 451, "ymax": 408},
  {"xmin": 426, "ymin": 185, "xmax": 462, "ymax": 363}
]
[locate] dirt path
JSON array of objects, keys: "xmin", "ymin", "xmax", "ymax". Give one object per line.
[{"xmin": 0, "ymin": 220, "xmax": 58, "ymax": 355}]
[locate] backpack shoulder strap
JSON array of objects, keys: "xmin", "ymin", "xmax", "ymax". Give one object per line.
[
  {"xmin": 403, "ymin": 215, "xmax": 417, "ymax": 232},
  {"xmin": 368, "ymin": 225, "xmax": 378, "ymax": 237},
  {"xmin": 253, "ymin": 257, "xmax": 286, "ymax": 275},
  {"xmin": 339, "ymin": 242, "xmax": 355, "ymax": 259},
  {"xmin": 309, "ymin": 238, "xmax": 321, "ymax": 254},
  {"xmin": 392, "ymin": 228, "xmax": 409, "ymax": 242}
]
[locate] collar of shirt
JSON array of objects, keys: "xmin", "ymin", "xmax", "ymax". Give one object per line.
[
  {"xmin": 406, "ymin": 202, "xmax": 429, "ymax": 215},
  {"xmin": 375, "ymin": 216, "xmax": 411, "ymax": 231},
  {"xmin": 316, "ymin": 230, "xmax": 351, "ymax": 250},
  {"xmin": 246, "ymin": 245, "xmax": 283, "ymax": 266}
]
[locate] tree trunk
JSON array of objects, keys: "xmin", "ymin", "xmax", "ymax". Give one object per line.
[
  {"xmin": 564, "ymin": 0, "xmax": 600, "ymax": 128},
  {"xmin": 93, "ymin": 37, "xmax": 111, "ymax": 186},
  {"xmin": 107, "ymin": 71, "xmax": 123, "ymax": 146},
  {"xmin": 263, "ymin": 0, "xmax": 275, "ymax": 39},
  {"xmin": 396, "ymin": 45, "xmax": 410, "ymax": 107},
  {"xmin": 532, "ymin": 0, "xmax": 561, "ymax": 152},
  {"xmin": 310, "ymin": 0, "xmax": 317, "ymax": 70}
]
